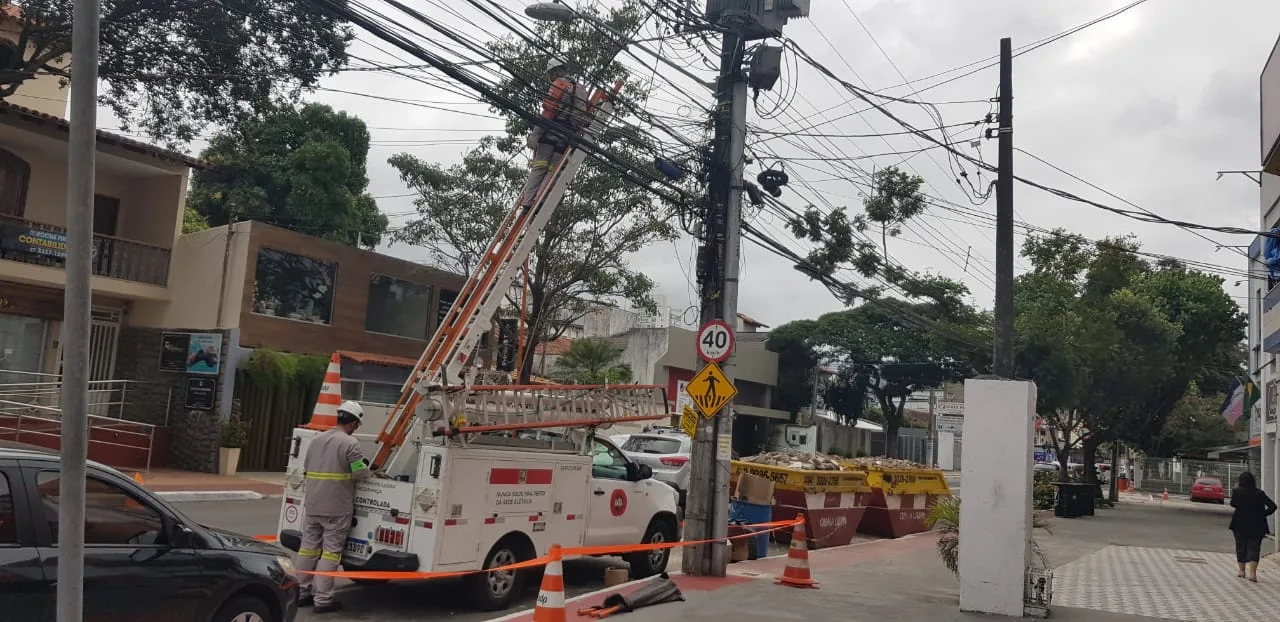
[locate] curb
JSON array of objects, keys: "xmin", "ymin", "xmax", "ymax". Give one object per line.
[{"xmin": 155, "ymin": 490, "xmax": 269, "ymax": 502}]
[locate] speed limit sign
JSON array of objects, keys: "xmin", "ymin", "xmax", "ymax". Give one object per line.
[{"xmin": 696, "ymin": 320, "xmax": 735, "ymax": 363}]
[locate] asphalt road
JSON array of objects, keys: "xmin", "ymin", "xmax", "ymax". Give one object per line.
[{"xmin": 173, "ymin": 498, "xmax": 636, "ymax": 622}]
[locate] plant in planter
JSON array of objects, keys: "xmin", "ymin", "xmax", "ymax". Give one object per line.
[
  {"xmin": 925, "ymin": 496, "xmax": 1052, "ymax": 576},
  {"xmin": 219, "ymin": 400, "xmax": 250, "ymax": 476}
]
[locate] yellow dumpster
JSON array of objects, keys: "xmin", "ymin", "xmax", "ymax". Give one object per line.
[{"xmin": 730, "ymin": 461, "xmax": 871, "ymax": 549}]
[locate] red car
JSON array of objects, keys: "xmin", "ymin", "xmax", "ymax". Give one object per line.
[{"xmin": 1190, "ymin": 477, "xmax": 1226, "ymax": 503}]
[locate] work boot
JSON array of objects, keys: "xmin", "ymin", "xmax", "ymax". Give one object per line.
[
  {"xmin": 298, "ymin": 594, "xmax": 314, "ymax": 608},
  {"xmin": 314, "ymin": 602, "xmax": 345, "ymax": 614}
]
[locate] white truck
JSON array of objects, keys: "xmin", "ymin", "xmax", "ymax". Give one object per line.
[{"xmin": 276, "ymin": 83, "xmax": 681, "ymax": 610}]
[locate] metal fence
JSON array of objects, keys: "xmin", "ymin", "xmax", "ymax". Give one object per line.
[{"xmin": 1137, "ymin": 457, "xmax": 1259, "ymax": 496}]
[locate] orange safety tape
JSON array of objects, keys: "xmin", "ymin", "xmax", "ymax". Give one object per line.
[{"xmin": 296, "ymin": 517, "xmax": 802, "ymax": 580}]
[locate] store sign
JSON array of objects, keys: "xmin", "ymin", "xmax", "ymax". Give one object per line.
[
  {"xmin": 0, "ymin": 222, "xmax": 68, "ymax": 258},
  {"xmin": 185, "ymin": 377, "xmax": 217, "ymax": 410},
  {"xmin": 159, "ymin": 332, "xmax": 222, "ymax": 375}
]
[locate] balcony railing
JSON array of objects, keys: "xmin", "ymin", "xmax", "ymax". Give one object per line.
[{"xmin": 0, "ymin": 213, "xmax": 170, "ymax": 286}]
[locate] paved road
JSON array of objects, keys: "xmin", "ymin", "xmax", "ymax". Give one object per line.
[{"xmin": 173, "ymin": 499, "xmax": 638, "ymax": 622}]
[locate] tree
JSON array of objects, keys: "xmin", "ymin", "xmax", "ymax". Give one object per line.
[
  {"xmin": 552, "ymin": 338, "xmax": 632, "ymax": 385},
  {"xmin": 765, "ymin": 319, "xmax": 819, "ymax": 419},
  {"xmin": 855, "ymin": 166, "xmax": 926, "ymax": 261},
  {"xmin": 0, "ymin": 0, "xmax": 351, "ymax": 143},
  {"xmin": 1151, "ymin": 385, "xmax": 1238, "ymax": 458},
  {"xmin": 188, "ymin": 103, "xmax": 388, "ymax": 248},
  {"xmin": 390, "ymin": 1, "xmax": 681, "ymax": 382},
  {"xmin": 182, "ymin": 206, "xmax": 208, "ymax": 234}
]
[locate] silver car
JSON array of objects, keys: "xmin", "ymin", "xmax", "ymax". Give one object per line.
[{"xmin": 620, "ymin": 432, "xmax": 692, "ymax": 506}]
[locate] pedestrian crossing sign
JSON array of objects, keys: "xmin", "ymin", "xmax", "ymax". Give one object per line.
[
  {"xmin": 685, "ymin": 361, "xmax": 736, "ymax": 419},
  {"xmin": 680, "ymin": 405, "xmax": 699, "ymax": 437}
]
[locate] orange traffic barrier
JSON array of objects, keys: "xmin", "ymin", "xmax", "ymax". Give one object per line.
[
  {"xmin": 776, "ymin": 515, "xmax": 819, "ymax": 589},
  {"xmin": 303, "ymin": 353, "xmax": 343, "ymax": 430},
  {"xmin": 534, "ymin": 544, "xmax": 566, "ymax": 622}
]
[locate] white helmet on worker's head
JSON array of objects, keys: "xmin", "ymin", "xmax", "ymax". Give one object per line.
[
  {"xmin": 337, "ymin": 400, "xmax": 365, "ymax": 424},
  {"xmin": 546, "ymin": 57, "xmax": 570, "ymax": 74}
]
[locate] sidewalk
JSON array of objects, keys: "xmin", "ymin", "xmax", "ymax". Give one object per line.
[{"xmin": 139, "ymin": 468, "xmax": 284, "ymax": 502}]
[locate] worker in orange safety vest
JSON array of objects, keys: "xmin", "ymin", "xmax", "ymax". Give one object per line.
[{"xmin": 518, "ymin": 57, "xmax": 591, "ymax": 208}]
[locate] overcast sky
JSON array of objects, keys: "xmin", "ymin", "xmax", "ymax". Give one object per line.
[{"xmin": 111, "ymin": 0, "xmax": 1280, "ymax": 330}]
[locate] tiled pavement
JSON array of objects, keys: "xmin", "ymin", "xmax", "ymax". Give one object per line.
[{"xmin": 1054, "ymin": 545, "xmax": 1280, "ymax": 621}]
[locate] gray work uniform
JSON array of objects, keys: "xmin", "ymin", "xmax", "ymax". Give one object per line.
[
  {"xmin": 518, "ymin": 80, "xmax": 592, "ymax": 208},
  {"xmin": 297, "ymin": 427, "xmax": 371, "ymax": 607}
]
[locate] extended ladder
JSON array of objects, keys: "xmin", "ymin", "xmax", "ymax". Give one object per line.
[{"xmin": 372, "ymin": 82, "xmax": 653, "ymax": 472}]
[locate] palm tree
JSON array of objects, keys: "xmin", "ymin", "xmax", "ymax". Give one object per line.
[
  {"xmin": 925, "ymin": 497, "xmax": 1052, "ymax": 576},
  {"xmin": 552, "ymin": 338, "xmax": 633, "ymax": 384}
]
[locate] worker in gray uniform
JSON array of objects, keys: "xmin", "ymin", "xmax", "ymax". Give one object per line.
[
  {"xmin": 297, "ymin": 400, "xmax": 372, "ymax": 614},
  {"xmin": 518, "ymin": 57, "xmax": 592, "ymax": 209}
]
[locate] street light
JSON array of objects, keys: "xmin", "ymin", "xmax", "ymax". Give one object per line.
[{"xmin": 525, "ymin": 2, "xmax": 578, "ymax": 23}]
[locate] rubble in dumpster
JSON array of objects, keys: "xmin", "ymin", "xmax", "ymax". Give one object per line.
[
  {"xmin": 738, "ymin": 450, "xmax": 844, "ymax": 470},
  {"xmin": 840, "ymin": 456, "xmax": 927, "ymax": 470}
]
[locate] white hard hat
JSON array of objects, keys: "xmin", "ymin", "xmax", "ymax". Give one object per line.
[
  {"xmin": 546, "ymin": 57, "xmax": 569, "ymax": 73},
  {"xmin": 338, "ymin": 400, "xmax": 365, "ymax": 422}
]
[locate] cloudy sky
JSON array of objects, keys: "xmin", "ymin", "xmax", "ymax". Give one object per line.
[{"xmin": 112, "ymin": 0, "xmax": 1280, "ymax": 330}]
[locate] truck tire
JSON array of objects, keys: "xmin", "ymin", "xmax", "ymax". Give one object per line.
[
  {"xmin": 628, "ymin": 517, "xmax": 676, "ymax": 579},
  {"xmin": 214, "ymin": 595, "xmax": 273, "ymax": 622},
  {"xmin": 468, "ymin": 536, "xmax": 533, "ymax": 611}
]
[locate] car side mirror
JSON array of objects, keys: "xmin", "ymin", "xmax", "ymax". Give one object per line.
[
  {"xmin": 168, "ymin": 523, "xmax": 196, "ymax": 548},
  {"xmin": 634, "ymin": 464, "xmax": 653, "ymax": 481}
]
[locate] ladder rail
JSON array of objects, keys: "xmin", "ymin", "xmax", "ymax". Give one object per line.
[{"xmin": 371, "ymin": 83, "xmax": 622, "ymax": 470}]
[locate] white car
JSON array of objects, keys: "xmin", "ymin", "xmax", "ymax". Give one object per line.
[{"xmin": 620, "ymin": 432, "xmax": 692, "ymax": 507}]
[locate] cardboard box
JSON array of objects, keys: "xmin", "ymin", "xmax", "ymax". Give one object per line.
[
  {"xmin": 735, "ymin": 471, "xmax": 775, "ymax": 505},
  {"xmin": 730, "ymin": 537, "xmax": 750, "ymax": 562},
  {"xmin": 604, "ymin": 567, "xmax": 630, "ymax": 587}
]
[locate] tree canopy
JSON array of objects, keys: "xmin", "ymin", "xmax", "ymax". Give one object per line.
[
  {"xmin": 389, "ymin": 0, "xmax": 681, "ymax": 381},
  {"xmin": 1151, "ymin": 384, "xmax": 1239, "ymax": 458},
  {"xmin": 0, "ymin": 0, "xmax": 351, "ymax": 143},
  {"xmin": 552, "ymin": 338, "xmax": 633, "ymax": 385},
  {"xmin": 188, "ymin": 103, "xmax": 388, "ymax": 248}
]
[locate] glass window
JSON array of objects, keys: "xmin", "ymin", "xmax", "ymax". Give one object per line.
[
  {"xmin": 365, "ymin": 274, "xmax": 432, "ymax": 340},
  {"xmin": 589, "ymin": 440, "xmax": 629, "ymax": 480},
  {"xmin": 0, "ymin": 147, "xmax": 30, "ymax": 217},
  {"xmin": 0, "ymin": 472, "xmax": 17, "ymax": 544},
  {"xmin": 341, "ymin": 380, "xmax": 362, "ymax": 401},
  {"xmin": 361, "ymin": 382, "xmax": 402, "ymax": 405},
  {"xmin": 38, "ymin": 473, "xmax": 165, "ymax": 546},
  {"xmin": 0, "ymin": 315, "xmax": 47, "ymax": 386},
  {"xmin": 622, "ymin": 436, "xmax": 683, "ymax": 455},
  {"xmin": 251, "ymin": 248, "xmax": 336, "ymax": 325}
]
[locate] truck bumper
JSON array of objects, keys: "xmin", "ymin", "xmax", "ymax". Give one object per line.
[{"xmin": 278, "ymin": 529, "xmax": 420, "ymax": 571}]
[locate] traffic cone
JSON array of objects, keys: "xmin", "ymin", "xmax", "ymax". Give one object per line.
[
  {"xmin": 533, "ymin": 544, "xmax": 566, "ymax": 622},
  {"xmin": 126, "ymin": 472, "xmax": 145, "ymax": 509},
  {"xmin": 303, "ymin": 353, "xmax": 343, "ymax": 430},
  {"xmin": 1162, "ymin": 488, "xmax": 1169, "ymax": 502},
  {"xmin": 776, "ymin": 516, "xmax": 819, "ymax": 589},
  {"xmin": 133, "ymin": 472, "xmax": 145, "ymax": 485}
]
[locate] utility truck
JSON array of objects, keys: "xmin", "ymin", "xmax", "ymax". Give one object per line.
[{"xmin": 276, "ymin": 83, "xmax": 681, "ymax": 610}]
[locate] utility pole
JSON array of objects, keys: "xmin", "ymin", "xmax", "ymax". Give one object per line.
[
  {"xmin": 992, "ymin": 37, "xmax": 1015, "ymax": 378},
  {"xmin": 927, "ymin": 387, "xmax": 937, "ymax": 468},
  {"xmin": 685, "ymin": 0, "xmax": 809, "ymax": 578},
  {"xmin": 59, "ymin": 0, "xmax": 100, "ymax": 618}
]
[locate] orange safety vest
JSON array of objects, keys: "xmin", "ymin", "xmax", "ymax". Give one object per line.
[{"xmin": 542, "ymin": 78, "xmax": 589, "ymax": 128}]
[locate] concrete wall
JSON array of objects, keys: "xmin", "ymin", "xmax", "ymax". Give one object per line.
[
  {"xmin": 129, "ymin": 223, "xmax": 252, "ymax": 329},
  {"xmin": 958, "ymin": 379, "xmax": 1036, "ymax": 617},
  {"xmin": 815, "ymin": 418, "xmax": 873, "ymax": 456}
]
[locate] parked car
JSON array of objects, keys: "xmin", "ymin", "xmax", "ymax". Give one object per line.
[
  {"xmin": 0, "ymin": 441, "xmax": 298, "ymax": 622},
  {"xmin": 620, "ymin": 432, "xmax": 692, "ymax": 508},
  {"xmin": 1190, "ymin": 477, "xmax": 1226, "ymax": 503}
]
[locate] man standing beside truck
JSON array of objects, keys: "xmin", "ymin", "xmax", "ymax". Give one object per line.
[{"xmin": 297, "ymin": 401, "xmax": 372, "ymax": 614}]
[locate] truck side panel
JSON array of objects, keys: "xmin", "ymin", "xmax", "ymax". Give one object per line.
[{"xmin": 436, "ymin": 455, "xmax": 487, "ymax": 566}]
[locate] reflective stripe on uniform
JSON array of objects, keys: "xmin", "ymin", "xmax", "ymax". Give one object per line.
[
  {"xmin": 321, "ymin": 551, "xmax": 343, "ymax": 563},
  {"xmin": 299, "ymin": 547, "xmax": 322, "ymax": 559},
  {"xmin": 531, "ymin": 160, "xmax": 549, "ymax": 168},
  {"xmin": 305, "ymin": 471, "xmax": 351, "ymax": 481}
]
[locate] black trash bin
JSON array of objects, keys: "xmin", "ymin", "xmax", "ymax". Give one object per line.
[{"xmin": 1054, "ymin": 483, "xmax": 1095, "ymax": 518}]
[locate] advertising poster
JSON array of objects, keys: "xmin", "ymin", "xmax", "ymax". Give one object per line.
[
  {"xmin": 159, "ymin": 333, "xmax": 189, "ymax": 371},
  {"xmin": 186, "ymin": 333, "xmax": 222, "ymax": 375}
]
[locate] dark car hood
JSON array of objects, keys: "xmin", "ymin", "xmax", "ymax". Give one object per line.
[{"xmin": 203, "ymin": 525, "xmax": 286, "ymax": 556}]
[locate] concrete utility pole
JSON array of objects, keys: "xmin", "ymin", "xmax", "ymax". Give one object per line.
[
  {"xmin": 685, "ymin": 0, "xmax": 809, "ymax": 578},
  {"xmin": 59, "ymin": 0, "xmax": 100, "ymax": 618},
  {"xmin": 927, "ymin": 387, "xmax": 937, "ymax": 468},
  {"xmin": 992, "ymin": 37, "xmax": 1015, "ymax": 378}
]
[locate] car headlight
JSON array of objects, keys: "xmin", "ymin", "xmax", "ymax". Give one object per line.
[{"xmin": 275, "ymin": 555, "xmax": 297, "ymax": 578}]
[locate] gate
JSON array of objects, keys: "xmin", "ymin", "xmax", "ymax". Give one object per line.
[{"xmin": 234, "ymin": 369, "xmax": 321, "ymax": 472}]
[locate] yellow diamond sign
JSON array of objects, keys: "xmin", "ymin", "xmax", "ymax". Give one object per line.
[
  {"xmin": 679, "ymin": 405, "xmax": 699, "ymax": 438},
  {"xmin": 685, "ymin": 361, "xmax": 736, "ymax": 418}
]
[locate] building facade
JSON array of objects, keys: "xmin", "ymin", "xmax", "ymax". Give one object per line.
[{"xmin": 1255, "ymin": 32, "xmax": 1280, "ymax": 553}]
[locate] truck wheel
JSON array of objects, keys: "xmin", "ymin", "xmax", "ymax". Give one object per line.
[
  {"xmin": 468, "ymin": 537, "xmax": 532, "ymax": 611},
  {"xmin": 628, "ymin": 518, "xmax": 676, "ymax": 579}
]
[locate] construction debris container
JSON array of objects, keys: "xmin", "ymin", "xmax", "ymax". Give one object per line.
[
  {"xmin": 729, "ymin": 499, "xmax": 772, "ymax": 557},
  {"xmin": 853, "ymin": 466, "xmax": 953, "ymax": 538},
  {"xmin": 730, "ymin": 461, "xmax": 870, "ymax": 550}
]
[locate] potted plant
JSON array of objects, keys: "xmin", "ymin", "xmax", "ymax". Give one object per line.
[{"xmin": 219, "ymin": 401, "xmax": 250, "ymax": 476}]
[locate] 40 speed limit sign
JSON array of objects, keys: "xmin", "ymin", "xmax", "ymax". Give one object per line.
[{"xmin": 696, "ymin": 319, "xmax": 735, "ymax": 363}]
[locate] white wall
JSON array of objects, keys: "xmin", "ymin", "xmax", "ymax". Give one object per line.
[{"xmin": 958, "ymin": 379, "xmax": 1037, "ymax": 617}]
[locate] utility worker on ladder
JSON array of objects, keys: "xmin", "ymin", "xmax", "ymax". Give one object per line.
[
  {"xmin": 297, "ymin": 400, "xmax": 371, "ymax": 614},
  {"xmin": 519, "ymin": 57, "xmax": 592, "ymax": 208}
]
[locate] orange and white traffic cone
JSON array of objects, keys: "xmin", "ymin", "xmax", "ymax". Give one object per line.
[
  {"xmin": 776, "ymin": 516, "xmax": 819, "ymax": 589},
  {"xmin": 1162, "ymin": 488, "xmax": 1169, "ymax": 502},
  {"xmin": 304, "ymin": 353, "xmax": 344, "ymax": 430},
  {"xmin": 533, "ymin": 544, "xmax": 567, "ymax": 622}
]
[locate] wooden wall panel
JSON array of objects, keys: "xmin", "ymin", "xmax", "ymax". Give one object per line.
[{"xmin": 236, "ymin": 223, "xmax": 467, "ymax": 359}]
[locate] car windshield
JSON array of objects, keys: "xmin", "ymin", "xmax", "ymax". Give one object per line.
[
  {"xmin": 1196, "ymin": 478, "xmax": 1222, "ymax": 487},
  {"xmin": 622, "ymin": 436, "xmax": 684, "ymax": 455}
]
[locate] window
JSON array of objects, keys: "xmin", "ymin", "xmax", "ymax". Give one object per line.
[
  {"xmin": 622, "ymin": 436, "xmax": 684, "ymax": 455},
  {"xmin": 38, "ymin": 473, "xmax": 165, "ymax": 546},
  {"xmin": 0, "ymin": 473, "xmax": 17, "ymax": 544},
  {"xmin": 252, "ymin": 248, "xmax": 337, "ymax": 325},
  {"xmin": 0, "ymin": 148, "xmax": 30, "ymax": 217},
  {"xmin": 92, "ymin": 195, "xmax": 120, "ymax": 237},
  {"xmin": 340, "ymin": 379, "xmax": 402, "ymax": 404},
  {"xmin": 589, "ymin": 439, "xmax": 629, "ymax": 480},
  {"xmin": 365, "ymin": 274, "xmax": 432, "ymax": 340}
]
